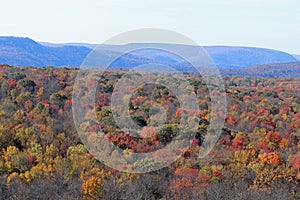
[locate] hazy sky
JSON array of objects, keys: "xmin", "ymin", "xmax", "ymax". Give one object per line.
[{"xmin": 0, "ymin": 0, "xmax": 299, "ymax": 54}]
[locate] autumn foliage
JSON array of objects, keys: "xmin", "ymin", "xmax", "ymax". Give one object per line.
[{"xmin": 0, "ymin": 65, "xmax": 299, "ymax": 199}]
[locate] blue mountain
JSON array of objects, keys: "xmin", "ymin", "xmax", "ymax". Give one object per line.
[
  {"xmin": 0, "ymin": 37, "xmax": 91, "ymax": 67},
  {"xmin": 0, "ymin": 36, "xmax": 298, "ymax": 69}
]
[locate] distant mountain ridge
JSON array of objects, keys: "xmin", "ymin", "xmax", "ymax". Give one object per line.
[
  {"xmin": 0, "ymin": 36, "xmax": 298, "ymax": 69},
  {"xmin": 204, "ymin": 46, "xmax": 298, "ymax": 69},
  {"xmin": 0, "ymin": 37, "xmax": 91, "ymax": 67},
  {"xmin": 42, "ymin": 41, "xmax": 298, "ymax": 69}
]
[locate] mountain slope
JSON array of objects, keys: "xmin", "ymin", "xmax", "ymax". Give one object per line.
[{"xmin": 0, "ymin": 37, "xmax": 91, "ymax": 67}]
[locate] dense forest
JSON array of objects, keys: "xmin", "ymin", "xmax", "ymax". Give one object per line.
[{"xmin": 0, "ymin": 64, "xmax": 299, "ymax": 199}]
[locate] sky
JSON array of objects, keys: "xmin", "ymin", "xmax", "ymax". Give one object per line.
[{"xmin": 0, "ymin": 0, "xmax": 299, "ymax": 54}]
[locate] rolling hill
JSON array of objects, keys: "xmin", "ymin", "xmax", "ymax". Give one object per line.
[
  {"xmin": 204, "ymin": 46, "xmax": 298, "ymax": 69},
  {"xmin": 41, "ymin": 41, "xmax": 299, "ymax": 69},
  {"xmin": 0, "ymin": 36, "xmax": 298, "ymax": 71}
]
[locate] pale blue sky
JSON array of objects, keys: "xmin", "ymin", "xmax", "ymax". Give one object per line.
[{"xmin": 0, "ymin": 0, "xmax": 299, "ymax": 54}]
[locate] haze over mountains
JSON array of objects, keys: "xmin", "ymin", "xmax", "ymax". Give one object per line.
[
  {"xmin": 0, "ymin": 36, "xmax": 299, "ymax": 76},
  {"xmin": 293, "ymin": 55, "xmax": 300, "ymax": 61}
]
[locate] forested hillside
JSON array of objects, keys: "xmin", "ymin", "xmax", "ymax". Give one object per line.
[{"xmin": 0, "ymin": 64, "xmax": 299, "ymax": 199}]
